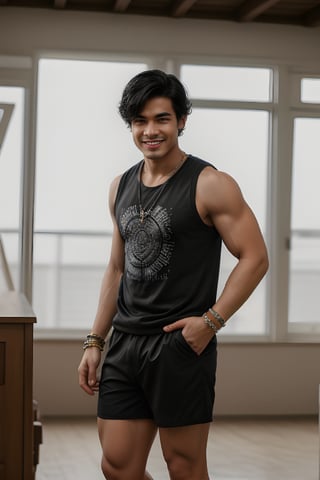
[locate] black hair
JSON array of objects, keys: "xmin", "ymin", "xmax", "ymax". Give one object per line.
[{"xmin": 118, "ymin": 69, "xmax": 192, "ymax": 136}]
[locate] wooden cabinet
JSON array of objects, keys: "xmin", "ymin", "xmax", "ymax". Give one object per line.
[{"xmin": 0, "ymin": 292, "xmax": 36, "ymax": 480}]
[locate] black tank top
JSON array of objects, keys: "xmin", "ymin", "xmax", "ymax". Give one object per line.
[{"xmin": 113, "ymin": 154, "xmax": 222, "ymax": 334}]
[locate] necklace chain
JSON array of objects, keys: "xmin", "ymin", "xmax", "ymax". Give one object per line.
[{"xmin": 138, "ymin": 153, "xmax": 187, "ymax": 223}]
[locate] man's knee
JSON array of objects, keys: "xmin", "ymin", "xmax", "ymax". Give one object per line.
[
  {"xmin": 164, "ymin": 453, "xmax": 209, "ymax": 480},
  {"xmin": 165, "ymin": 454, "xmax": 188, "ymax": 479},
  {"xmin": 101, "ymin": 454, "xmax": 153, "ymax": 480},
  {"xmin": 101, "ymin": 454, "xmax": 118, "ymax": 480}
]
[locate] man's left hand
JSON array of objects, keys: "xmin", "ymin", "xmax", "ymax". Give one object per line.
[{"xmin": 163, "ymin": 316, "xmax": 215, "ymax": 355}]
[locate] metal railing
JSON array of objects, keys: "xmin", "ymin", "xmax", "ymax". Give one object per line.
[{"xmin": 1, "ymin": 227, "xmax": 320, "ymax": 330}]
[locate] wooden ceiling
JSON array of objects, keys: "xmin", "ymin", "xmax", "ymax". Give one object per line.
[{"xmin": 1, "ymin": 0, "xmax": 320, "ymax": 28}]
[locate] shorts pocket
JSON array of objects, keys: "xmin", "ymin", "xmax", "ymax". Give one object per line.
[{"xmin": 174, "ymin": 329, "xmax": 198, "ymax": 356}]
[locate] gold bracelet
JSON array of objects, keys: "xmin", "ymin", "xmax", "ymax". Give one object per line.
[
  {"xmin": 88, "ymin": 332, "xmax": 105, "ymax": 343},
  {"xmin": 83, "ymin": 340, "xmax": 104, "ymax": 351},
  {"xmin": 83, "ymin": 333, "xmax": 105, "ymax": 351}
]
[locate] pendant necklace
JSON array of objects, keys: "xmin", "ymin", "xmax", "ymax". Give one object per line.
[{"xmin": 138, "ymin": 152, "xmax": 187, "ymax": 223}]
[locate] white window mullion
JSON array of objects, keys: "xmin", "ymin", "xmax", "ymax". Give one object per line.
[{"xmin": 269, "ymin": 65, "xmax": 293, "ymax": 341}]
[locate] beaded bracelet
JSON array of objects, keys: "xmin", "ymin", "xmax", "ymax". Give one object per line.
[
  {"xmin": 83, "ymin": 333, "xmax": 105, "ymax": 351},
  {"xmin": 203, "ymin": 313, "xmax": 219, "ymax": 334},
  {"xmin": 208, "ymin": 308, "xmax": 226, "ymax": 328}
]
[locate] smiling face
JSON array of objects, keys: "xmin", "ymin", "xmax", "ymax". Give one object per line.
[{"xmin": 131, "ymin": 97, "xmax": 186, "ymax": 162}]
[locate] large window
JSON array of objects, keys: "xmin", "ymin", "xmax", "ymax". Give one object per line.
[
  {"xmin": 34, "ymin": 59, "xmax": 147, "ymax": 330},
  {"xmin": 288, "ymin": 76, "xmax": 320, "ymax": 334},
  {"xmin": 180, "ymin": 64, "xmax": 271, "ymax": 335},
  {"xmin": 32, "ymin": 56, "xmax": 320, "ymax": 341}
]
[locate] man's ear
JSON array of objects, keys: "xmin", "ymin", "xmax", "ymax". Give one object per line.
[{"xmin": 178, "ymin": 115, "xmax": 187, "ymax": 135}]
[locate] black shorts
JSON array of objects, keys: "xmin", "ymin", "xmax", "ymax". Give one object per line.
[{"xmin": 98, "ymin": 329, "xmax": 217, "ymax": 428}]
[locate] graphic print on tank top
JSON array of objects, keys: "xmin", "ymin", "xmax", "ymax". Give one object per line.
[{"xmin": 119, "ymin": 203, "xmax": 174, "ymax": 282}]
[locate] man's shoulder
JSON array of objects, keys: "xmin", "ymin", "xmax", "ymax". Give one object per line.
[
  {"xmin": 188, "ymin": 154, "xmax": 218, "ymax": 171},
  {"xmin": 115, "ymin": 160, "xmax": 142, "ymax": 186},
  {"xmin": 122, "ymin": 160, "xmax": 142, "ymax": 177},
  {"xmin": 110, "ymin": 160, "xmax": 141, "ymax": 203}
]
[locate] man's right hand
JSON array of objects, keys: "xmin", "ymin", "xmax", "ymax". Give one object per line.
[{"xmin": 78, "ymin": 347, "xmax": 102, "ymax": 395}]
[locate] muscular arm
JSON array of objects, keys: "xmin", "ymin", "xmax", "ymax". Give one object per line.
[
  {"xmin": 198, "ymin": 168, "xmax": 269, "ymax": 321},
  {"xmin": 78, "ymin": 175, "xmax": 124, "ymax": 394},
  {"xmin": 164, "ymin": 167, "xmax": 268, "ymax": 353}
]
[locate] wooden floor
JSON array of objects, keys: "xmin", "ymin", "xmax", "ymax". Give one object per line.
[{"xmin": 35, "ymin": 416, "xmax": 319, "ymax": 480}]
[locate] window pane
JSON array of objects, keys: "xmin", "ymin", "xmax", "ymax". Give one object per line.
[
  {"xmin": 181, "ymin": 65, "xmax": 272, "ymax": 102},
  {"xmin": 301, "ymin": 78, "xmax": 320, "ymax": 103},
  {"xmin": 0, "ymin": 87, "xmax": 24, "ymax": 293},
  {"xmin": 35, "ymin": 59, "xmax": 146, "ymax": 232},
  {"xmin": 33, "ymin": 233, "xmax": 111, "ymax": 328},
  {"xmin": 34, "ymin": 59, "xmax": 147, "ymax": 329},
  {"xmin": 181, "ymin": 108, "xmax": 269, "ymax": 334},
  {"xmin": 289, "ymin": 118, "xmax": 320, "ymax": 328}
]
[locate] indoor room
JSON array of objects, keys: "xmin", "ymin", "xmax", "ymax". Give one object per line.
[{"xmin": 0, "ymin": 1, "xmax": 319, "ymax": 479}]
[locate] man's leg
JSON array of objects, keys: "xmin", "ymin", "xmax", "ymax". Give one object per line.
[
  {"xmin": 159, "ymin": 422, "xmax": 211, "ymax": 480},
  {"xmin": 98, "ymin": 418, "xmax": 157, "ymax": 480}
]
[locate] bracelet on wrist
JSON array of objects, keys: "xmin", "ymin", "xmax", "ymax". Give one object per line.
[
  {"xmin": 203, "ymin": 313, "xmax": 219, "ymax": 334},
  {"xmin": 83, "ymin": 333, "xmax": 105, "ymax": 351},
  {"xmin": 208, "ymin": 308, "xmax": 226, "ymax": 328},
  {"xmin": 83, "ymin": 340, "xmax": 104, "ymax": 351}
]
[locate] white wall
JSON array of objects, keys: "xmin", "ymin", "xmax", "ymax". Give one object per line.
[
  {"xmin": 33, "ymin": 340, "xmax": 320, "ymax": 417},
  {"xmin": 1, "ymin": 7, "xmax": 320, "ymax": 416},
  {"xmin": 0, "ymin": 7, "xmax": 320, "ymax": 62}
]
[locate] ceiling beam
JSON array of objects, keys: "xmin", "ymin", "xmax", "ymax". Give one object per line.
[
  {"xmin": 303, "ymin": 5, "xmax": 320, "ymax": 27},
  {"xmin": 237, "ymin": 0, "xmax": 281, "ymax": 22},
  {"xmin": 113, "ymin": 0, "xmax": 132, "ymax": 13},
  {"xmin": 171, "ymin": 0, "xmax": 198, "ymax": 18},
  {"xmin": 54, "ymin": 0, "xmax": 67, "ymax": 8}
]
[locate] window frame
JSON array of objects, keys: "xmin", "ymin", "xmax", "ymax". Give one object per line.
[
  {"xmin": 290, "ymin": 71, "xmax": 320, "ymax": 108},
  {"xmin": 176, "ymin": 58, "xmax": 274, "ymax": 342},
  {"xmin": 15, "ymin": 51, "xmax": 319, "ymax": 342},
  {"xmin": 286, "ymin": 110, "xmax": 320, "ymax": 341}
]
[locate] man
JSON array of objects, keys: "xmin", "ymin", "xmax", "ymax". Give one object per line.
[{"xmin": 78, "ymin": 69, "xmax": 269, "ymax": 480}]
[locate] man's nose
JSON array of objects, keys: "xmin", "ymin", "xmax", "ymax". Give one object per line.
[{"xmin": 143, "ymin": 122, "xmax": 159, "ymax": 136}]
